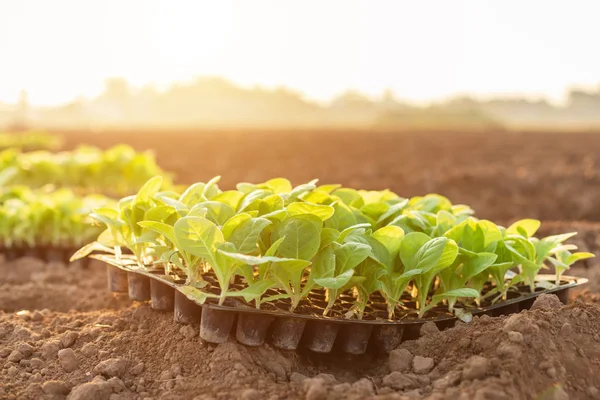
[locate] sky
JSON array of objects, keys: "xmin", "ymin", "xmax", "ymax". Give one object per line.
[{"xmin": 1, "ymin": 0, "xmax": 600, "ymax": 106}]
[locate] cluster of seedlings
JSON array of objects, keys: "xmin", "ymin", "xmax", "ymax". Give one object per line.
[
  {"xmin": 0, "ymin": 186, "xmax": 113, "ymax": 262},
  {"xmin": 75, "ymin": 176, "xmax": 594, "ymax": 321},
  {"xmin": 0, "ymin": 130, "xmax": 62, "ymax": 151},
  {"xmin": 0, "ymin": 143, "xmax": 174, "ymax": 263},
  {"xmin": 0, "ymin": 144, "xmax": 172, "ymax": 197}
]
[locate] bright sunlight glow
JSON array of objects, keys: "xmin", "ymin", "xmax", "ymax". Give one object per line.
[{"xmin": 1, "ymin": 0, "xmax": 600, "ymax": 105}]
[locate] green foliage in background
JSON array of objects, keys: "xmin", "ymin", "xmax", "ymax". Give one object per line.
[
  {"xmin": 0, "ymin": 186, "xmax": 114, "ymax": 249},
  {"xmin": 0, "ymin": 144, "xmax": 172, "ymax": 196},
  {"xmin": 0, "ymin": 131, "xmax": 62, "ymax": 152}
]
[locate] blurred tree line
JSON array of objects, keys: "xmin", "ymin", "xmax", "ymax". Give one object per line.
[{"xmin": 3, "ymin": 77, "xmax": 600, "ymax": 130}]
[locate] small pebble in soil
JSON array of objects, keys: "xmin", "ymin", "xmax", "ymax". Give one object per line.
[
  {"xmin": 7, "ymin": 366, "xmax": 19, "ymax": 377},
  {"xmin": 382, "ymin": 372, "xmax": 418, "ymax": 390},
  {"xmin": 42, "ymin": 380, "xmax": 71, "ymax": 395},
  {"xmin": 31, "ymin": 311, "xmax": 44, "ymax": 321},
  {"xmin": 462, "ymin": 355, "xmax": 489, "ymax": 381},
  {"xmin": 264, "ymin": 361, "xmax": 287, "ymax": 381},
  {"xmin": 389, "ymin": 348, "xmax": 413, "ymax": 372},
  {"xmin": 81, "ymin": 343, "xmax": 99, "ymax": 357},
  {"xmin": 107, "ymin": 377, "xmax": 126, "ymax": 392},
  {"xmin": 170, "ymin": 363, "xmax": 182, "ymax": 376},
  {"xmin": 30, "ymin": 358, "xmax": 44, "ymax": 370},
  {"xmin": 60, "ymin": 331, "xmax": 79, "ymax": 348},
  {"xmin": 290, "ymin": 372, "xmax": 308, "ymax": 384},
  {"xmin": 16, "ymin": 310, "xmax": 32, "ymax": 320},
  {"xmin": 420, "ymin": 322, "xmax": 440, "ymax": 337},
  {"xmin": 412, "ymin": 356, "xmax": 435, "ymax": 374},
  {"xmin": 304, "ymin": 378, "xmax": 327, "ymax": 400},
  {"xmin": 351, "ymin": 378, "xmax": 375, "ymax": 395},
  {"xmin": 58, "ymin": 348, "xmax": 79, "ymax": 372},
  {"xmin": 68, "ymin": 381, "xmax": 112, "ymax": 400},
  {"xmin": 98, "ymin": 350, "xmax": 111, "ymax": 358},
  {"xmin": 94, "ymin": 358, "xmax": 128, "ymax": 378},
  {"xmin": 159, "ymin": 370, "xmax": 173, "ymax": 381},
  {"xmin": 458, "ymin": 337, "xmax": 471, "ymax": 349},
  {"xmin": 0, "ymin": 348, "xmax": 11, "ymax": 358},
  {"xmin": 131, "ymin": 362, "xmax": 145, "ymax": 375},
  {"xmin": 40, "ymin": 340, "xmax": 61, "ymax": 360},
  {"xmin": 507, "ymin": 331, "xmax": 524, "ymax": 343},
  {"xmin": 240, "ymin": 388, "xmax": 260, "ymax": 400},
  {"xmin": 7, "ymin": 350, "xmax": 24, "ymax": 363},
  {"xmin": 433, "ymin": 371, "xmax": 462, "ymax": 390},
  {"xmin": 560, "ymin": 323, "xmax": 573, "ymax": 337},
  {"xmin": 179, "ymin": 325, "xmax": 196, "ymax": 339},
  {"xmin": 17, "ymin": 343, "xmax": 33, "ymax": 357}
]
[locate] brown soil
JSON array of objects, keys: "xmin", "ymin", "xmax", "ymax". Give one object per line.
[
  {"xmin": 56, "ymin": 129, "xmax": 600, "ymax": 222},
  {"xmin": 2, "ymin": 129, "xmax": 600, "ymax": 399}
]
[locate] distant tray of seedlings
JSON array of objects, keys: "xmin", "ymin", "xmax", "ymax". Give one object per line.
[
  {"xmin": 73, "ymin": 176, "xmax": 593, "ymax": 354},
  {"xmin": 0, "ymin": 186, "xmax": 114, "ymax": 264},
  {"xmin": 0, "ymin": 130, "xmax": 62, "ymax": 152},
  {"xmin": 0, "ymin": 144, "xmax": 173, "ymax": 197}
]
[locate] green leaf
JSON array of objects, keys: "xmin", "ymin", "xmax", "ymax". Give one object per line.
[
  {"xmin": 138, "ymin": 221, "xmax": 176, "ymax": 245},
  {"xmin": 398, "ymin": 232, "xmax": 431, "ymax": 269},
  {"xmin": 314, "ymin": 269, "xmax": 354, "ymax": 289},
  {"xmin": 217, "ymin": 250, "xmax": 297, "ymax": 265},
  {"xmin": 325, "ymin": 201, "xmax": 358, "ymax": 231},
  {"xmin": 320, "ymin": 228, "xmax": 341, "ymax": 250},
  {"xmin": 567, "ymin": 251, "xmax": 595, "ymax": 264},
  {"xmin": 210, "ymin": 190, "xmax": 245, "ymax": 209},
  {"xmin": 226, "ymin": 279, "xmax": 277, "ymax": 302},
  {"xmin": 227, "ymin": 217, "xmax": 272, "ymax": 254},
  {"xmin": 174, "ymin": 217, "xmax": 224, "ymax": 265},
  {"xmin": 192, "ymin": 201, "xmax": 235, "ymax": 226},
  {"xmin": 337, "ymin": 223, "xmax": 371, "ymax": 243},
  {"xmin": 258, "ymin": 195, "xmax": 284, "ymax": 216},
  {"xmin": 334, "ymin": 242, "xmax": 371, "ymax": 274},
  {"xmin": 461, "ymin": 252, "xmax": 498, "ymax": 282},
  {"xmin": 221, "ymin": 213, "xmax": 252, "ymax": 241},
  {"xmin": 265, "ymin": 236, "xmax": 286, "ymax": 257},
  {"xmin": 372, "ymin": 226, "xmax": 405, "ymax": 259},
  {"xmin": 287, "ymin": 202, "xmax": 335, "ymax": 221},
  {"xmin": 134, "ymin": 176, "xmax": 163, "ymax": 203},
  {"xmin": 143, "ymin": 205, "xmax": 177, "ymax": 224},
  {"xmin": 332, "ymin": 188, "xmax": 364, "ymax": 208},
  {"xmin": 272, "ymin": 214, "xmax": 322, "ymax": 260},
  {"xmin": 264, "ymin": 178, "xmax": 293, "ymax": 194},
  {"xmin": 506, "ymin": 219, "xmax": 540, "ymax": 238},
  {"xmin": 436, "ymin": 287, "xmax": 480, "ymax": 299},
  {"xmin": 70, "ymin": 241, "xmax": 115, "ymax": 261},
  {"xmin": 311, "ymin": 246, "xmax": 336, "ymax": 282},
  {"xmin": 178, "ymin": 286, "xmax": 213, "ymax": 305},
  {"xmin": 203, "ymin": 176, "xmax": 222, "ymax": 199},
  {"xmin": 179, "ymin": 182, "xmax": 207, "ymax": 205}
]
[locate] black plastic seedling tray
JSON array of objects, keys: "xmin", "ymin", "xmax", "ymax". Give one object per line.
[
  {"xmin": 97, "ymin": 255, "xmax": 587, "ymax": 355},
  {"xmin": 1, "ymin": 245, "xmax": 92, "ymax": 266}
]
